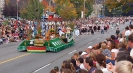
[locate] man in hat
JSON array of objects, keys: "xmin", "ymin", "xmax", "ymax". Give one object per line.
[
  {"xmin": 85, "ymin": 46, "xmax": 93, "ymax": 54},
  {"xmin": 81, "ymin": 52, "xmax": 88, "ymax": 59}
]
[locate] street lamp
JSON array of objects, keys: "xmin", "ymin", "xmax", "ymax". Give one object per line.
[
  {"xmin": 100, "ymin": 5, "xmax": 103, "ymax": 17},
  {"xmin": 100, "ymin": 4, "xmax": 105, "ymax": 18}
]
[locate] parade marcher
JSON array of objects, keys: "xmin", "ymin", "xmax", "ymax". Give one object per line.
[
  {"xmin": 91, "ymin": 28, "xmax": 94, "ymax": 35},
  {"xmin": 116, "ymin": 28, "xmax": 120, "ymax": 36},
  {"xmin": 106, "ymin": 24, "xmax": 109, "ymax": 31},
  {"xmin": 74, "ymin": 28, "xmax": 80, "ymax": 36},
  {"xmin": 104, "ymin": 25, "xmax": 107, "ymax": 32},
  {"xmin": 98, "ymin": 25, "xmax": 100, "ymax": 32},
  {"xmin": 101, "ymin": 25, "xmax": 104, "ymax": 34},
  {"xmin": 93, "ymin": 25, "xmax": 97, "ymax": 32}
]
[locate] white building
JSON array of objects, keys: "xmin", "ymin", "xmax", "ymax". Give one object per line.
[{"xmin": 0, "ymin": 0, "xmax": 4, "ymax": 17}]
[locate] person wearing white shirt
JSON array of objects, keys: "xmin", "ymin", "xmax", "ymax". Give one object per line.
[
  {"xmin": 125, "ymin": 26, "xmax": 131, "ymax": 36},
  {"xmin": 75, "ymin": 29, "xmax": 80, "ymax": 36},
  {"xmin": 125, "ymin": 26, "xmax": 131, "ymax": 42},
  {"xmin": 76, "ymin": 57, "xmax": 86, "ymax": 70}
]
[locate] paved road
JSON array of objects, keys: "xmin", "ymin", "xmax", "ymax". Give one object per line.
[{"xmin": 0, "ymin": 22, "xmax": 129, "ymax": 73}]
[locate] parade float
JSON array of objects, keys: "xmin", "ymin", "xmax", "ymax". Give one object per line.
[{"xmin": 17, "ymin": 12, "xmax": 74, "ymax": 53}]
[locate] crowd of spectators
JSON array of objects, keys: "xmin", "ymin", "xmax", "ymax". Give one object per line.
[
  {"xmin": 50, "ymin": 21, "xmax": 133, "ymax": 73},
  {"xmin": 0, "ymin": 17, "xmax": 133, "ymax": 73},
  {"xmin": 75, "ymin": 17, "xmax": 127, "ymax": 35},
  {"xmin": 0, "ymin": 18, "xmax": 30, "ymax": 45},
  {"xmin": 0, "ymin": 17, "xmax": 131, "ymax": 45}
]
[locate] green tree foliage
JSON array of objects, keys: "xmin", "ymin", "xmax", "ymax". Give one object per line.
[
  {"xmin": 20, "ymin": 0, "xmax": 43, "ymax": 20},
  {"xmin": 55, "ymin": 0, "xmax": 77, "ymax": 21},
  {"xmin": 104, "ymin": 0, "xmax": 133, "ymax": 16},
  {"xmin": 85, "ymin": 0, "xmax": 93, "ymax": 17},
  {"xmin": 70, "ymin": 0, "xmax": 93, "ymax": 18}
]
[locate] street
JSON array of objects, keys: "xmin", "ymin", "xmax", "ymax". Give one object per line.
[{"xmin": 0, "ymin": 22, "xmax": 129, "ymax": 73}]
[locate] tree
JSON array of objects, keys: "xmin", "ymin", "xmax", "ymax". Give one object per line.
[
  {"xmin": 122, "ymin": 3, "xmax": 133, "ymax": 16},
  {"xmin": 85, "ymin": 0, "xmax": 93, "ymax": 17},
  {"xmin": 42, "ymin": 0, "xmax": 55, "ymax": 12},
  {"xmin": 70, "ymin": 0, "xmax": 93, "ymax": 18},
  {"xmin": 55, "ymin": 0, "xmax": 77, "ymax": 21},
  {"xmin": 104, "ymin": 0, "xmax": 120, "ymax": 10},
  {"xmin": 20, "ymin": 0, "xmax": 43, "ymax": 20},
  {"xmin": 104, "ymin": 0, "xmax": 133, "ymax": 16},
  {"xmin": 3, "ymin": 0, "xmax": 19, "ymax": 17}
]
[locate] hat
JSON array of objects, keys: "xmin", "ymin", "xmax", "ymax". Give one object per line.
[
  {"xmin": 88, "ymin": 46, "xmax": 92, "ymax": 49},
  {"xmin": 81, "ymin": 52, "xmax": 87, "ymax": 56}
]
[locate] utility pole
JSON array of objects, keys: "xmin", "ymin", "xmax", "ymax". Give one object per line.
[
  {"xmin": 17, "ymin": 0, "xmax": 19, "ymax": 20},
  {"xmin": 38, "ymin": 0, "xmax": 40, "ymax": 22},
  {"xmin": 83, "ymin": 0, "xmax": 85, "ymax": 18},
  {"xmin": 103, "ymin": 0, "xmax": 105, "ymax": 17}
]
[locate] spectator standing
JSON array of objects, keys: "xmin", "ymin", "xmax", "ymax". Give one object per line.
[
  {"xmin": 110, "ymin": 35, "xmax": 119, "ymax": 44},
  {"xmin": 71, "ymin": 59, "xmax": 80, "ymax": 70},
  {"xmin": 54, "ymin": 66, "xmax": 60, "ymax": 73},
  {"xmin": 93, "ymin": 69, "xmax": 103, "ymax": 73},
  {"xmin": 81, "ymin": 52, "xmax": 88, "ymax": 59},
  {"xmin": 101, "ymin": 43, "xmax": 111, "ymax": 58},
  {"xmin": 128, "ymin": 33, "xmax": 133, "ymax": 58},
  {"xmin": 62, "ymin": 69, "xmax": 72, "ymax": 73},
  {"xmin": 118, "ymin": 42, "xmax": 127, "ymax": 51},
  {"xmin": 129, "ymin": 25, "xmax": 133, "ymax": 33},
  {"xmin": 72, "ymin": 69, "xmax": 88, "ymax": 73},
  {"xmin": 106, "ymin": 40, "xmax": 119, "ymax": 65},
  {"xmin": 84, "ymin": 57, "xmax": 96, "ymax": 73},
  {"xmin": 76, "ymin": 57, "xmax": 86, "ymax": 70},
  {"xmin": 115, "ymin": 50, "xmax": 133, "ymax": 63},
  {"xmin": 95, "ymin": 54, "xmax": 112, "ymax": 73},
  {"xmin": 125, "ymin": 26, "xmax": 131, "ymax": 42},
  {"xmin": 50, "ymin": 69, "xmax": 56, "ymax": 73},
  {"xmin": 113, "ymin": 61, "xmax": 133, "ymax": 73}
]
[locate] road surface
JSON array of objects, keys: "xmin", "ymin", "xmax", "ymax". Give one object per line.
[{"xmin": 0, "ymin": 22, "xmax": 129, "ymax": 73}]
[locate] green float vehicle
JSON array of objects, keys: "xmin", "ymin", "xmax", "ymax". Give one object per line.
[{"xmin": 17, "ymin": 29, "xmax": 74, "ymax": 53}]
